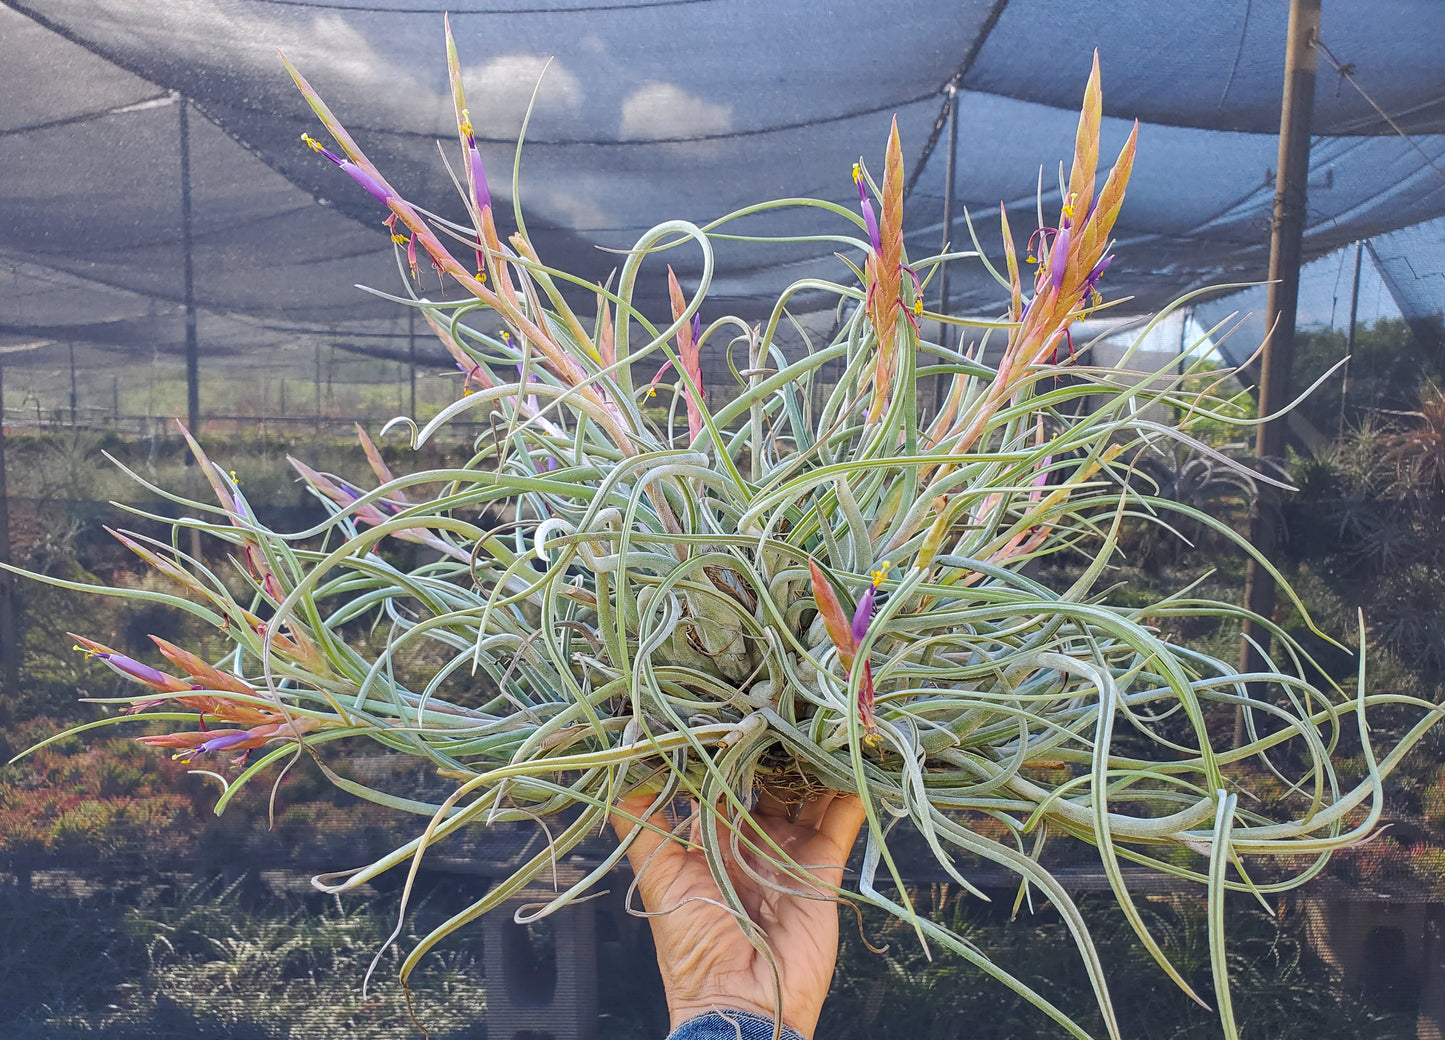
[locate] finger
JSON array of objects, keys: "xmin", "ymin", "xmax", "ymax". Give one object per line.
[
  {"xmin": 688, "ymin": 799, "xmax": 703, "ymax": 848},
  {"xmin": 789, "ymin": 790, "xmax": 838, "ymax": 831},
  {"xmin": 752, "ymin": 787, "xmax": 796, "ymax": 820},
  {"xmin": 753, "ymin": 787, "xmax": 839, "ymax": 830},
  {"xmin": 610, "ymin": 792, "xmax": 684, "ymax": 877},
  {"xmin": 815, "ymin": 793, "xmax": 867, "ymax": 858}
]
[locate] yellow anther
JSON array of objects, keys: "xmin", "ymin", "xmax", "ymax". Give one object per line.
[
  {"xmin": 501, "ymin": 331, "xmax": 510, "ymax": 342},
  {"xmin": 851, "ymin": 163, "xmax": 863, "ymax": 185},
  {"xmin": 463, "ymin": 387, "xmax": 476, "ymax": 397},
  {"xmin": 391, "ymin": 234, "xmax": 408, "ymax": 245},
  {"xmin": 912, "ymin": 299, "xmax": 923, "ymax": 316},
  {"xmin": 864, "ymin": 732, "xmax": 883, "ymax": 749},
  {"xmin": 646, "ymin": 387, "xmax": 657, "ymax": 398},
  {"xmin": 1090, "ymin": 289, "xmax": 1103, "ymax": 309},
  {"xmin": 301, "ymin": 133, "xmax": 323, "ymax": 154},
  {"xmin": 73, "ymin": 644, "xmax": 100, "ymax": 658},
  {"xmin": 869, "ymin": 561, "xmax": 892, "ymax": 587},
  {"xmin": 475, "ymin": 270, "xmax": 487, "ymax": 283},
  {"xmin": 460, "ymin": 109, "xmax": 474, "ymax": 139},
  {"xmin": 1062, "ymin": 192, "xmax": 1077, "ymax": 219},
  {"xmin": 1026, "ymin": 253, "xmax": 1037, "ymax": 264}
]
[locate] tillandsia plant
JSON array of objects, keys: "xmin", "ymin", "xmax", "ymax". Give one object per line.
[{"xmin": 13, "ymin": 29, "xmax": 1442, "ymax": 1040}]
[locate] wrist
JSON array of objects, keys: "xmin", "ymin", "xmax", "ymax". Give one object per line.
[{"xmin": 667, "ymin": 1007, "xmax": 810, "ymax": 1040}]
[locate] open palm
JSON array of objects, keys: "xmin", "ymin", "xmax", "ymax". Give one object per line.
[{"xmin": 612, "ymin": 790, "xmax": 866, "ymax": 1038}]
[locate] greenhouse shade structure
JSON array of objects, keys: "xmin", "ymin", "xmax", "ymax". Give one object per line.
[{"xmin": 0, "ymin": 0, "xmax": 1442, "ymax": 375}]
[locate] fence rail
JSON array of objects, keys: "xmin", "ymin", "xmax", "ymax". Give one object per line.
[{"xmin": 0, "ymin": 409, "xmax": 495, "ymax": 441}]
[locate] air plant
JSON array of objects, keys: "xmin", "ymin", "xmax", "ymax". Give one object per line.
[{"xmin": 12, "ymin": 35, "xmax": 1442, "ymax": 1040}]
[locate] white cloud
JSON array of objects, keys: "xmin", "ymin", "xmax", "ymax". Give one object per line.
[
  {"xmin": 619, "ymin": 82, "xmax": 732, "ymax": 141},
  {"xmin": 529, "ymin": 187, "xmax": 611, "ymax": 231},
  {"xmin": 79, "ymin": 2, "xmax": 584, "ymax": 134},
  {"xmin": 462, "ymin": 56, "xmax": 583, "ymax": 138}
]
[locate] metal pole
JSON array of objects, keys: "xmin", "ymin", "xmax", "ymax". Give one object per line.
[
  {"xmin": 932, "ymin": 84, "xmax": 961, "ymax": 419},
  {"xmin": 1238, "ymin": 0, "xmax": 1321, "ymax": 741},
  {"xmin": 179, "ymin": 96, "xmax": 203, "ymax": 562},
  {"xmin": 0, "ymin": 360, "xmax": 18, "ymax": 706},
  {"xmin": 1175, "ymin": 309, "xmax": 1190, "ymax": 424},
  {"xmin": 1340, "ymin": 239, "xmax": 1363, "ymax": 430},
  {"xmin": 409, "ymin": 309, "xmax": 418, "ymax": 416},
  {"xmin": 68, "ymin": 342, "xmax": 78, "ymax": 424},
  {"xmin": 179, "ymin": 98, "xmax": 200, "ymax": 438}
]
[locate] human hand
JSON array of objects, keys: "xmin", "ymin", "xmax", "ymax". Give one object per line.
[{"xmin": 611, "ymin": 788, "xmax": 866, "ymax": 1039}]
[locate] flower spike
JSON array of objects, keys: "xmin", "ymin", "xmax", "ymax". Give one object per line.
[
  {"xmin": 73, "ymin": 637, "xmax": 192, "ymax": 693},
  {"xmin": 666, "ymin": 266, "xmax": 706, "ymax": 440}
]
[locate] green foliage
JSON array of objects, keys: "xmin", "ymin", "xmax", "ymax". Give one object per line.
[
  {"xmin": 1115, "ymin": 439, "xmax": 1255, "ymax": 569},
  {"xmin": 820, "ymin": 890, "xmax": 1412, "ymax": 1040},
  {"xmin": 1291, "ymin": 316, "xmax": 1444, "ymax": 434},
  {"xmin": 0, "ymin": 874, "xmax": 487, "ymax": 1040},
  {"xmin": 1285, "ymin": 393, "xmax": 1445, "ymax": 676}
]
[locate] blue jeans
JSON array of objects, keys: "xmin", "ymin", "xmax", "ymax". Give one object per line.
[{"xmin": 667, "ymin": 1009, "xmax": 806, "ymax": 1040}]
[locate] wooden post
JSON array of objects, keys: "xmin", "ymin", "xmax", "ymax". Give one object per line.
[{"xmin": 1238, "ymin": 0, "xmax": 1321, "ymax": 741}]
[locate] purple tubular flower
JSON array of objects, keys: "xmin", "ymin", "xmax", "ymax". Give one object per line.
[
  {"xmin": 1049, "ymin": 218, "xmax": 1071, "ymax": 292},
  {"xmin": 1029, "ymin": 456, "xmax": 1053, "ymax": 501},
  {"xmin": 302, "ymin": 134, "xmax": 391, "ymax": 206},
  {"xmin": 517, "ymin": 364, "xmax": 540, "ymax": 413},
  {"xmin": 101, "ymin": 651, "xmax": 170, "ymax": 688},
  {"xmin": 341, "ymin": 163, "xmax": 391, "ymax": 206},
  {"xmin": 850, "ymin": 564, "xmax": 891, "ymax": 646},
  {"xmin": 853, "ymin": 164, "xmax": 882, "ymax": 255},
  {"xmin": 460, "ymin": 111, "xmax": 491, "ymax": 212},
  {"xmin": 192, "ymin": 730, "xmax": 254, "ymax": 756},
  {"xmin": 1080, "ymin": 254, "xmax": 1113, "ymax": 303},
  {"xmin": 850, "ymin": 585, "xmax": 877, "ymax": 646},
  {"xmin": 691, "ymin": 313, "xmax": 702, "ymax": 345},
  {"xmin": 336, "ymin": 481, "xmax": 394, "ymax": 515}
]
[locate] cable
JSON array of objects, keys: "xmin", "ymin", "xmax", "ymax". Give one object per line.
[
  {"xmin": 0, "ymin": 92, "xmax": 174, "ymax": 137},
  {"xmin": 1313, "ymin": 36, "xmax": 1445, "ymax": 184},
  {"xmin": 1217, "ymin": 0, "xmax": 1253, "ymax": 111},
  {"xmin": 903, "ymin": 0, "xmax": 1011, "ymax": 201}
]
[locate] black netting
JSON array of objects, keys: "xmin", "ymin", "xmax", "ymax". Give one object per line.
[
  {"xmin": 1370, "ymin": 216, "xmax": 1445, "ymax": 354},
  {"xmin": 1, "ymin": 0, "xmax": 1443, "ymax": 405}
]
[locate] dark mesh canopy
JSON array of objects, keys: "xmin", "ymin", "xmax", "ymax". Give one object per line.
[
  {"xmin": 2, "ymin": 0, "xmax": 1443, "ymax": 384},
  {"xmin": 1369, "ymin": 216, "xmax": 1445, "ymax": 354}
]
